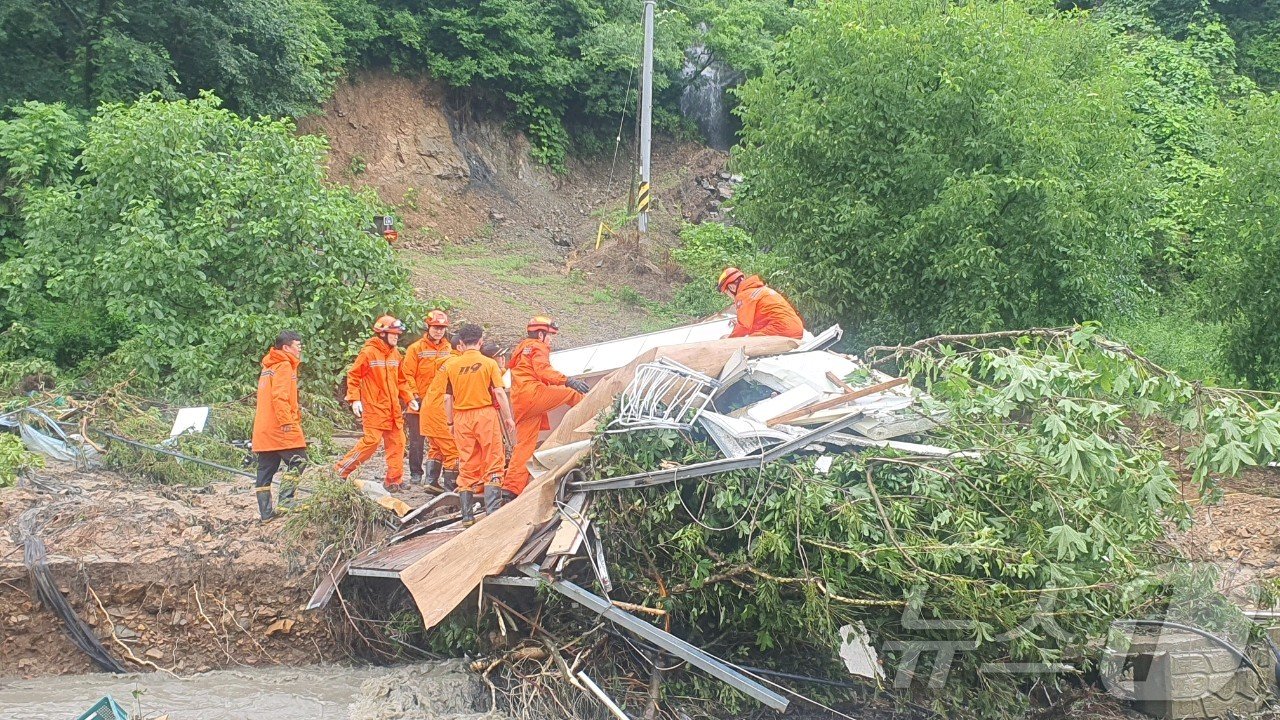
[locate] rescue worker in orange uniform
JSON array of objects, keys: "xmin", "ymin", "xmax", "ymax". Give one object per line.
[
  {"xmin": 335, "ymin": 316, "xmax": 419, "ymax": 492},
  {"xmin": 402, "ymin": 310, "xmax": 453, "ymax": 486},
  {"xmin": 717, "ymin": 267, "xmax": 805, "ymax": 339},
  {"xmin": 421, "ymin": 337, "xmax": 462, "ymax": 492},
  {"xmin": 500, "ymin": 316, "xmax": 587, "ymax": 506},
  {"xmin": 441, "ymin": 323, "xmax": 516, "ymax": 525},
  {"xmin": 251, "ymin": 330, "xmax": 306, "ymax": 521}
]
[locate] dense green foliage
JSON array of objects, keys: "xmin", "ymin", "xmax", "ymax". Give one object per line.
[
  {"xmin": 0, "ymin": 96, "xmax": 422, "ymax": 399},
  {"xmin": 1199, "ymin": 93, "xmax": 1280, "ymax": 388},
  {"xmin": 734, "ymin": 0, "xmax": 1157, "ymax": 341},
  {"xmin": 0, "ymin": 0, "xmax": 342, "ymax": 117},
  {"xmin": 322, "ymin": 0, "xmax": 802, "ymax": 166},
  {"xmin": 0, "ymin": 432, "xmax": 42, "ymax": 487},
  {"xmin": 589, "ymin": 329, "xmax": 1280, "ymax": 715},
  {"xmin": 689, "ymin": 0, "xmax": 1280, "ymax": 387}
]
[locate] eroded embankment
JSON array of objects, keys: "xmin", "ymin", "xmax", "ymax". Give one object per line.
[{"xmin": 1, "ymin": 466, "xmax": 344, "ymax": 677}]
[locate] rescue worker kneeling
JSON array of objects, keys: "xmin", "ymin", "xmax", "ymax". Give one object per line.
[
  {"xmin": 501, "ymin": 316, "xmax": 587, "ymax": 504},
  {"xmin": 441, "ymin": 323, "xmax": 516, "ymax": 526},
  {"xmin": 717, "ymin": 267, "xmax": 805, "ymax": 339}
]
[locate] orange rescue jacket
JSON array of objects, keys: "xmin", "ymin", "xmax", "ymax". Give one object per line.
[
  {"xmin": 403, "ymin": 335, "xmax": 453, "ymax": 413},
  {"xmin": 345, "ymin": 336, "xmax": 414, "ymax": 430},
  {"xmin": 508, "ymin": 337, "xmax": 568, "ymax": 431},
  {"xmin": 728, "ymin": 275, "xmax": 804, "ymax": 339},
  {"xmin": 508, "ymin": 338, "xmax": 566, "ymax": 392},
  {"xmin": 252, "ymin": 347, "xmax": 305, "ymax": 452}
]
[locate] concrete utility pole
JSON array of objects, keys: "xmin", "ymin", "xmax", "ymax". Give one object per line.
[{"xmin": 638, "ymin": 0, "xmax": 655, "ymax": 238}]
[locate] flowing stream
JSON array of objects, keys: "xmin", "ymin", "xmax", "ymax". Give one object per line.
[{"xmin": 680, "ymin": 44, "xmax": 743, "ymax": 151}]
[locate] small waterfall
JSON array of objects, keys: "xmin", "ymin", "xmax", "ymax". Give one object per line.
[{"xmin": 680, "ymin": 44, "xmax": 743, "ymax": 151}]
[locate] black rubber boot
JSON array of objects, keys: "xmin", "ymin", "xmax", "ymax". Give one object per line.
[
  {"xmin": 483, "ymin": 483, "xmax": 502, "ymax": 514},
  {"xmin": 256, "ymin": 487, "xmax": 274, "ymax": 521},
  {"xmin": 424, "ymin": 459, "xmax": 443, "ymax": 485},
  {"xmin": 409, "ymin": 472, "xmax": 424, "ymax": 485},
  {"xmin": 500, "ymin": 489, "xmax": 517, "ymax": 505},
  {"xmin": 459, "ymin": 491, "xmax": 475, "ymax": 527},
  {"xmin": 441, "ymin": 469, "xmax": 459, "ymax": 492}
]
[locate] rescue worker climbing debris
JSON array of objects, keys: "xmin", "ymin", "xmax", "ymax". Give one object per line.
[
  {"xmin": 441, "ymin": 323, "xmax": 516, "ymax": 526},
  {"xmin": 335, "ymin": 315, "xmax": 419, "ymax": 492},
  {"xmin": 250, "ymin": 330, "xmax": 307, "ymax": 521},
  {"xmin": 717, "ymin": 267, "xmax": 805, "ymax": 340},
  {"xmin": 501, "ymin": 316, "xmax": 587, "ymax": 506},
  {"xmin": 403, "ymin": 310, "xmax": 453, "ymax": 488}
]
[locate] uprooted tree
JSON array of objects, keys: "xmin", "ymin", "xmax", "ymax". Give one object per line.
[{"xmin": 490, "ymin": 327, "xmax": 1280, "ymax": 718}]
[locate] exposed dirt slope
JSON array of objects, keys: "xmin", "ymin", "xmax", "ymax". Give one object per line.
[
  {"xmin": 298, "ymin": 70, "xmax": 733, "ymax": 348},
  {"xmin": 0, "ymin": 465, "xmax": 344, "ymax": 677}
]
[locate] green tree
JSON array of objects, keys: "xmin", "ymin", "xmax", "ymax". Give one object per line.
[
  {"xmin": 1200, "ymin": 94, "xmax": 1280, "ymax": 387},
  {"xmin": 0, "ymin": 0, "xmax": 342, "ymax": 117},
  {"xmin": 733, "ymin": 0, "xmax": 1157, "ymax": 343},
  {"xmin": 0, "ymin": 95, "xmax": 421, "ymax": 398}
]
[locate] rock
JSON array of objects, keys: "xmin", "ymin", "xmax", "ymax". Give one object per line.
[
  {"xmin": 730, "ymin": 174, "xmax": 744, "ymax": 183},
  {"xmin": 265, "ymin": 618, "xmax": 295, "ymax": 637},
  {"xmin": 181, "ymin": 525, "xmax": 203, "ymax": 541},
  {"xmin": 718, "ymin": 185, "xmax": 734, "ymax": 200},
  {"xmin": 700, "ymin": 179, "xmax": 715, "ymax": 191},
  {"xmin": 115, "ymin": 626, "xmax": 139, "ymax": 640},
  {"xmin": 488, "ymin": 210, "xmax": 506, "ymax": 223},
  {"xmin": 719, "ymin": 172, "xmax": 731, "ymax": 180},
  {"xmin": 145, "ymin": 647, "xmax": 165, "ymax": 660}
]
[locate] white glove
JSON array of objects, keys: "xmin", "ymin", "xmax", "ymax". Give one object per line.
[
  {"xmin": 409, "ymin": 398, "xmax": 420, "ymax": 412},
  {"xmin": 351, "ymin": 401, "xmax": 364, "ymax": 419}
]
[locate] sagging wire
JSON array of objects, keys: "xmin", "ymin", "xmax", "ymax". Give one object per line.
[{"xmin": 675, "ymin": 448, "xmax": 774, "ymax": 533}]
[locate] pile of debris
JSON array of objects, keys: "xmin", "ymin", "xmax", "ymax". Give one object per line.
[{"xmin": 314, "ymin": 322, "xmax": 989, "ymax": 714}]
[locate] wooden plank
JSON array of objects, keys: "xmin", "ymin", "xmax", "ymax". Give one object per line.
[
  {"xmin": 765, "ymin": 377, "xmax": 908, "ymax": 427},
  {"xmin": 825, "ymin": 371, "xmax": 855, "ymax": 393},
  {"xmin": 306, "ymin": 557, "xmax": 348, "ymax": 611},
  {"xmin": 545, "ymin": 493, "xmax": 590, "ymax": 559},
  {"xmin": 401, "ymin": 336, "xmax": 798, "ymax": 631}
]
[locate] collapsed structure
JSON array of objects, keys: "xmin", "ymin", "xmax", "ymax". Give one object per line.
[{"xmin": 315, "ymin": 316, "xmax": 974, "ymax": 710}]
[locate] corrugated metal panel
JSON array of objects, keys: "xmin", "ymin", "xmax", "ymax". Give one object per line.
[{"xmin": 348, "ymin": 527, "xmax": 464, "ymax": 577}]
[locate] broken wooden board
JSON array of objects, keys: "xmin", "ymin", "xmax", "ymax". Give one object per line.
[
  {"xmin": 306, "ymin": 556, "xmax": 349, "ymax": 611},
  {"xmin": 401, "ymin": 336, "xmax": 797, "ymax": 632}
]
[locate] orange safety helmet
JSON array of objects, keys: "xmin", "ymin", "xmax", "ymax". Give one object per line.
[
  {"xmin": 372, "ymin": 315, "xmax": 406, "ymax": 335},
  {"xmin": 717, "ymin": 267, "xmax": 745, "ymax": 293},
  {"xmin": 425, "ymin": 309, "xmax": 450, "ymax": 328},
  {"xmin": 527, "ymin": 315, "xmax": 559, "ymax": 335}
]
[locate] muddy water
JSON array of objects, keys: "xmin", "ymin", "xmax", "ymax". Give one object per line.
[{"xmin": 0, "ymin": 662, "xmax": 499, "ymax": 719}]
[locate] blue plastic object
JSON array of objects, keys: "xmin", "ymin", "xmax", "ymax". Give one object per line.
[{"xmin": 75, "ymin": 696, "xmax": 128, "ymax": 720}]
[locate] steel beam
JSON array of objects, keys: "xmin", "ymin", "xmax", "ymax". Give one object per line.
[
  {"xmin": 520, "ymin": 565, "xmax": 789, "ymax": 711},
  {"xmin": 569, "ymin": 412, "xmax": 864, "ymax": 492}
]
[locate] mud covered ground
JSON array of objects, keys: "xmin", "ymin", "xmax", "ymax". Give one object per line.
[
  {"xmin": 0, "ymin": 464, "xmax": 355, "ymax": 677},
  {"xmin": 2, "ymin": 662, "xmax": 502, "ymax": 719}
]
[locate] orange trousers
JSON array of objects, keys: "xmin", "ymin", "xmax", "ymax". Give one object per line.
[
  {"xmin": 501, "ymin": 385, "xmax": 581, "ymax": 496},
  {"xmin": 453, "ymin": 407, "xmax": 505, "ymax": 494},
  {"xmin": 335, "ymin": 425, "xmax": 406, "ymax": 484},
  {"xmin": 426, "ymin": 432, "xmax": 459, "ymax": 469}
]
